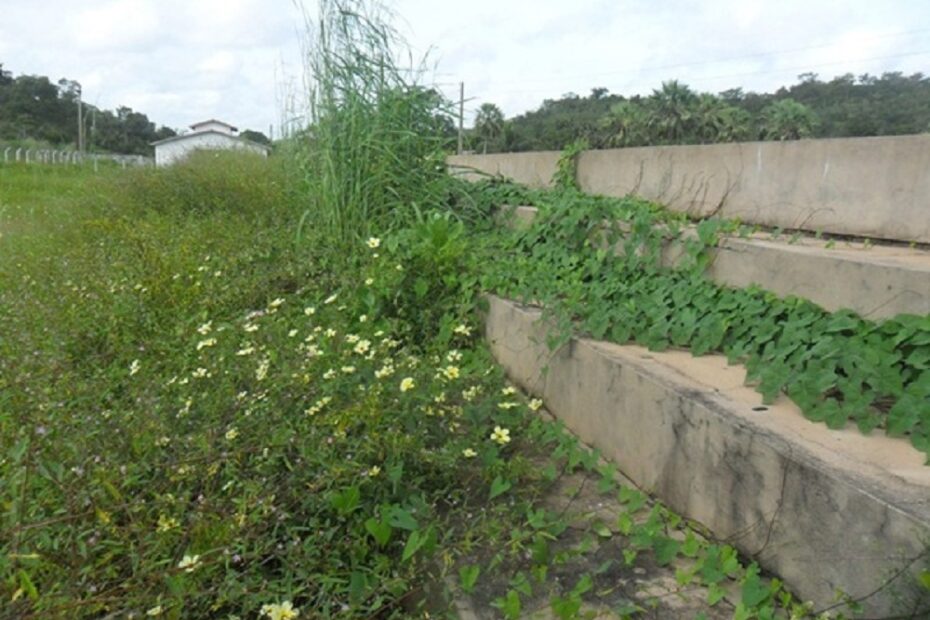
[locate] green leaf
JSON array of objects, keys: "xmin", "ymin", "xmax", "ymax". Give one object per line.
[
  {"xmin": 364, "ymin": 516, "xmax": 392, "ymax": 547},
  {"xmin": 402, "ymin": 530, "xmax": 425, "ymax": 562},
  {"xmin": 349, "ymin": 571, "xmax": 368, "ymax": 606},
  {"xmin": 459, "ymin": 564, "xmax": 480, "ymax": 594},
  {"xmin": 388, "ymin": 505, "xmax": 418, "ymax": 531},
  {"xmin": 741, "ymin": 565, "xmax": 769, "ymax": 607},
  {"xmin": 706, "ymin": 583, "xmax": 726, "ymax": 606},
  {"xmin": 489, "ymin": 475, "xmax": 512, "ymax": 500},
  {"xmin": 329, "ymin": 485, "xmax": 361, "ymax": 516},
  {"xmin": 652, "ymin": 536, "xmax": 680, "ymax": 566}
]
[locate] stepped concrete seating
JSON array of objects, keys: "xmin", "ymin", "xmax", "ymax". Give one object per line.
[
  {"xmin": 485, "ymin": 295, "xmax": 930, "ymax": 617},
  {"xmin": 500, "ymin": 204, "xmax": 930, "ymax": 321},
  {"xmin": 462, "ymin": 137, "xmax": 930, "ymax": 615}
]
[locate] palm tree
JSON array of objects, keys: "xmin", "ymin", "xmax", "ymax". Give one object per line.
[
  {"xmin": 601, "ymin": 101, "xmax": 649, "ymax": 147},
  {"xmin": 646, "ymin": 80, "xmax": 698, "ymax": 144},
  {"xmin": 760, "ymin": 98, "xmax": 818, "ymax": 140},
  {"xmin": 693, "ymin": 94, "xmax": 751, "ymax": 143},
  {"xmin": 474, "ymin": 102, "xmax": 505, "ymax": 153}
]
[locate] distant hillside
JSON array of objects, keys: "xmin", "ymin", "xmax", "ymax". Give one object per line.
[
  {"xmin": 0, "ymin": 62, "xmax": 175, "ymax": 156},
  {"xmin": 471, "ymin": 71, "xmax": 930, "ymax": 153}
]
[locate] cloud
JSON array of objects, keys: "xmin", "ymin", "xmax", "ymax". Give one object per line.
[
  {"xmin": 72, "ymin": 0, "xmax": 161, "ymax": 52},
  {"xmin": 1, "ymin": 0, "xmax": 928, "ymax": 135}
]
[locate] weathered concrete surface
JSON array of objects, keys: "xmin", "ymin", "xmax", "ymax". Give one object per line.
[
  {"xmin": 449, "ymin": 134, "xmax": 930, "ymax": 244},
  {"xmin": 484, "ymin": 295, "xmax": 930, "ymax": 616},
  {"xmin": 499, "ymin": 205, "xmax": 930, "ymax": 320}
]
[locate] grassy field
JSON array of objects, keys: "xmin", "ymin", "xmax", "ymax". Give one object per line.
[{"xmin": 0, "ymin": 150, "xmax": 879, "ymax": 620}]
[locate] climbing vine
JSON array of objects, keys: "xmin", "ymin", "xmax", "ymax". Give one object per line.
[{"xmin": 475, "ymin": 181, "xmax": 930, "ymax": 463}]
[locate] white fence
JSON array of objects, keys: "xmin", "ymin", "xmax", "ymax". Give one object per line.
[{"xmin": 1, "ymin": 145, "xmax": 153, "ymax": 169}]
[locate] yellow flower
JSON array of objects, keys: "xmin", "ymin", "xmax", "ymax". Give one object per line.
[
  {"xmin": 364, "ymin": 278, "xmax": 374, "ymax": 286},
  {"xmin": 129, "ymin": 359, "xmax": 141, "ymax": 376},
  {"xmin": 490, "ymin": 426, "xmax": 511, "ymax": 446},
  {"xmin": 453, "ymin": 323, "xmax": 472, "ymax": 336},
  {"xmin": 441, "ymin": 365, "xmax": 460, "ymax": 380},
  {"xmin": 157, "ymin": 514, "xmax": 179, "ymax": 532},
  {"xmin": 400, "ymin": 377, "xmax": 415, "ymax": 392},
  {"xmin": 501, "ymin": 386, "xmax": 517, "ymax": 396},
  {"xmin": 528, "ymin": 398, "xmax": 544, "ymax": 412},
  {"xmin": 462, "ymin": 448, "xmax": 477, "ymax": 458},
  {"xmin": 225, "ymin": 427, "xmax": 239, "ymax": 441},
  {"xmin": 261, "ymin": 601, "xmax": 300, "ymax": 620},
  {"xmin": 197, "ymin": 321, "xmax": 212, "ymax": 335},
  {"xmin": 368, "ymin": 465, "xmax": 381, "ymax": 477},
  {"xmin": 304, "ymin": 306, "xmax": 316, "ymax": 316},
  {"xmin": 366, "ymin": 237, "xmax": 381, "ymax": 249},
  {"xmin": 498, "ymin": 402, "xmax": 518, "ymax": 410},
  {"xmin": 324, "ymin": 293, "xmax": 338, "ymax": 304},
  {"xmin": 353, "ymin": 340, "xmax": 371, "ymax": 355},
  {"xmin": 146, "ymin": 605, "xmax": 163, "ymax": 616},
  {"xmin": 177, "ymin": 554, "xmax": 201, "ymax": 573},
  {"xmin": 341, "ymin": 365, "xmax": 356, "ymax": 374}
]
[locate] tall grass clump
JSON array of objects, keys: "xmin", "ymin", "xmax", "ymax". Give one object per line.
[{"xmin": 296, "ymin": 0, "xmax": 455, "ymax": 246}]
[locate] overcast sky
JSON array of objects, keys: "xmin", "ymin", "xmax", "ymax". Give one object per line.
[{"xmin": 2, "ymin": 0, "xmax": 929, "ymax": 135}]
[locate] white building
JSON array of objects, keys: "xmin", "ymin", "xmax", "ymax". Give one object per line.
[{"xmin": 152, "ymin": 119, "xmax": 270, "ymax": 166}]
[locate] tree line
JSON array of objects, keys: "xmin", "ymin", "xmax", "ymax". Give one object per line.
[
  {"xmin": 470, "ymin": 72, "xmax": 930, "ymax": 153},
  {"xmin": 0, "ymin": 63, "xmax": 179, "ymax": 155},
  {"xmin": 0, "ymin": 62, "xmax": 274, "ymax": 156}
]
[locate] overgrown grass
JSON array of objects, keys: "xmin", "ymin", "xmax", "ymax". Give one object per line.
[{"xmin": 294, "ymin": 0, "xmax": 461, "ymax": 248}]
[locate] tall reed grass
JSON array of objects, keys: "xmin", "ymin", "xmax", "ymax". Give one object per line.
[{"xmin": 295, "ymin": 0, "xmax": 456, "ymax": 246}]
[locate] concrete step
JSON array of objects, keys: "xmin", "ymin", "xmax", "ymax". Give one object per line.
[
  {"xmin": 500, "ymin": 205, "xmax": 930, "ymax": 320},
  {"xmin": 484, "ymin": 294, "xmax": 930, "ymax": 617}
]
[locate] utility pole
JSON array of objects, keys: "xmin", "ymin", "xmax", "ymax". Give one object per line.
[
  {"xmin": 457, "ymin": 81, "xmax": 464, "ymax": 155},
  {"xmin": 76, "ymin": 84, "xmax": 84, "ymax": 153}
]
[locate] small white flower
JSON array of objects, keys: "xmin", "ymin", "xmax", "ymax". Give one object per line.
[
  {"xmin": 501, "ymin": 386, "xmax": 517, "ymax": 396},
  {"xmin": 146, "ymin": 605, "xmax": 163, "ymax": 616},
  {"xmin": 400, "ymin": 377, "xmax": 415, "ymax": 392},
  {"xmin": 366, "ymin": 237, "xmax": 381, "ymax": 249},
  {"xmin": 197, "ymin": 321, "xmax": 213, "ymax": 335},
  {"xmin": 353, "ymin": 339, "xmax": 371, "ymax": 355},
  {"xmin": 462, "ymin": 448, "xmax": 477, "ymax": 458},
  {"xmin": 129, "ymin": 359, "xmax": 141, "ymax": 376},
  {"xmin": 196, "ymin": 338, "xmax": 216, "ymax": 351},
  {"xmin": 364, "ymin": 278, "xmax": 374, "ymax": 286},
  {"xmin": 225, "ymin": 427, "xmax": 239, "ymax": 441},
  {"xmin": 177, "ymin": 554, "xmax": 201, "ymax": 573},
  {"xmin": 359, "ymin": 314, "xmax": 367, "ymax": 323},
  {"xmin": 453, "ymin": 323, "xmax": 472, "ymax": 336},
  {"xmin": 288, "ymin": 329, "xmax": 298, "ymax": 338},
  {"xmin": 324, "ymin": 294, "xmax": 338, "ymax": 305},
  {"xmin": 304, "ymin": 306, "xmax": 316, "ymax": 316},
  {"xmin": 528, "ymin": 398, "xmax": 544, "ymax": 412}
]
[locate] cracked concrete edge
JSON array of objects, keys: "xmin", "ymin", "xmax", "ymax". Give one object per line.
[
  {"xmin": 483, "ymin": 294, "xmax": 930, "ymax": 617},
  {"xmin": 494, "ymin": 204, "xmax": 930, "ymax": 320}
]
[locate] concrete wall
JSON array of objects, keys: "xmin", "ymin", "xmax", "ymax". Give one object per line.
[
  {"xmin": 155, "ymin": 132, "xmax": 269, "ymax": 167},
  {"xmin": 449, "ymin": 134, "xmax": 930, "ymax": 244},
  {"xmin": 485, "ymin": 295, "xmax": 930, "ymax": 617}
]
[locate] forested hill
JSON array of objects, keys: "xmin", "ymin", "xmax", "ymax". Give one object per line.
[
  {"xmin": 0, "ymin": 62, "xmax": 176, "ymax": 155},
  {"xmin": 471, "ymin": 72, "xmax": 930, "ymax": 153}
]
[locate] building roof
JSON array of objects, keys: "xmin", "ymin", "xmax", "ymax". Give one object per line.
[
  {"xmin": 150, "ymin": 129, "xmax": 271, "ymax": 151},
  {"xmin": 190, "ymin": 118, "xmax": 238, "ymax": 132}
]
